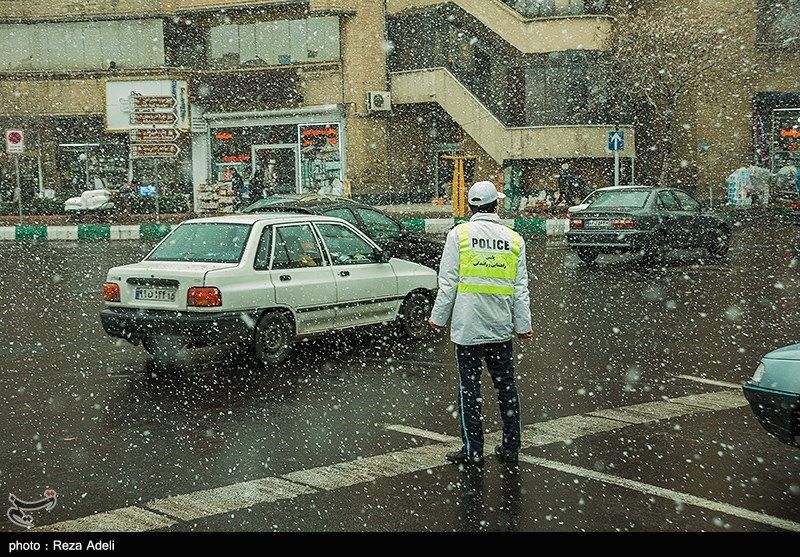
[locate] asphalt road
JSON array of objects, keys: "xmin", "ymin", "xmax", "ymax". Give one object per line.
[{"xmin": 0, "ymin": 220, "xmax": 798, "ymax": 532}]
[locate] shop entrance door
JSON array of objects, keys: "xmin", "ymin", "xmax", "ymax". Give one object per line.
[{"xmin": 252, "ymin": 143, "xmax": 299, "ymax": 196}]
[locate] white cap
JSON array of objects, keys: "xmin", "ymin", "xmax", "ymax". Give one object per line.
[{"xmin": 468, "ymin": 181, "xmax": 506, "ymax": 206}]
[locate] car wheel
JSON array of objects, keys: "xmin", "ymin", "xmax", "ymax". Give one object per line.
[
  {"xmin": 707, "ymin": 227, "xmax": 731, "ymax": 259},
  {"xmin": 398, "ymin": 291, "xmax": 432, "ymax": 340},
  {"xmin": 253, "ymin": 312, "xmax": 294, "ymax": 365},
  {"xmin": 576, "ymin": 248, "xmax": 598, "ymax": 264},
  {"xmin": 141, "ymin": 337, "xmax": 186, "ymax": 367}
]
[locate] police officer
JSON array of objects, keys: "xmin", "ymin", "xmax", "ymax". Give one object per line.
[{"xmin": 428, "ymin": 181, "xmax": 533, "ymax": 466}]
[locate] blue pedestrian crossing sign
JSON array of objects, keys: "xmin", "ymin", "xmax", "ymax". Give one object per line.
[{"xmin": 608, "ymin": 130, "xmax": 625, "ymax": 152}]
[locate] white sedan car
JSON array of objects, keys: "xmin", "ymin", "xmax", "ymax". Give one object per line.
[{"xmin": 101, "ymin": 214, "xmax": 438, "ymax": 365}]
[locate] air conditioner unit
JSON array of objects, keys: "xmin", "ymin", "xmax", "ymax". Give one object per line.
[{"xmin": 367, "ymin": 91, "xmax": 392, "ymax": 113}]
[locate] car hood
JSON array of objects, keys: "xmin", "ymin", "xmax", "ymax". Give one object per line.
[{"xmin": 764, "ymin": 343, "xmax": 800, "ymax": 362}]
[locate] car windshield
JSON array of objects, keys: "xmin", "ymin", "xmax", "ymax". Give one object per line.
[
  {"xmin": 147, "ymin": 223, "xmax": 252, "ymax": 263},
  {"xmin": 588, "ymin": 190, "xmax": 651, "ymax": 208}
]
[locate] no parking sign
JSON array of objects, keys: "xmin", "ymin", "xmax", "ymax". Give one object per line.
[{"xmin": 6, "ymin": 129, "xmax": 24, "ymax": 154}]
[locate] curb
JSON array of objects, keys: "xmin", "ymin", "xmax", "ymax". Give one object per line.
[
  {"xmin": 0, "ymin": 224, "xmax": 174, "ymax": 241},
  {"xmin": 0, "ymin": 219, "xmax": 569, "ymax": 241}
]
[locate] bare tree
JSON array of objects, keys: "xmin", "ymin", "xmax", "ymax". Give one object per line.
[{"xmin": 607, "ymin": 6, "xmax": 754, "ymax": 185}]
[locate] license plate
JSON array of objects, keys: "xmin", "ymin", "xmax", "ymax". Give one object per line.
[
  {"xmin": 134, "ymin": 287, "xmax": 176, "ymax": 302},
  {"xmin": 586, "ymin": 220, "xmax": 610, "ymax": 228}
]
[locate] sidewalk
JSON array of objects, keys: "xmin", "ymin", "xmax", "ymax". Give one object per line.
[{"xmin": 0, "ymin": 205, "xmax": 569, "ymax": 241}]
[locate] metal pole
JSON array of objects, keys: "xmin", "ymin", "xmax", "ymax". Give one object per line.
[
  {"xmin": 15, "ymin": 155, "xmax": 22, "ymax": 226},
  {"xmin": 614, "ymin": 150, "xmax": 620, "ymax": 188},
  {"xmin": 630, "ymin": 157, "xmax": 635, "ymax": 186},
  {"xmin": 153, "ymin": 158, "xmax": 160, "ymax": 225}
]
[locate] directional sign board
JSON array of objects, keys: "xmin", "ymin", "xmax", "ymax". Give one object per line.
[
  {"xmin": 130, "ymin": 128, "xmax": 180, "ymax": 143},
  {"xmin": 106, "ymin": 80, "xmax": 189, "ymax": 131},
  {"xmin": 131, "ymin": 95, "xmax": 176, "ymax": 110},
  {"xmin": 5, "ymin": 129, "xmax": 24, "ymax": 154},
  {"xmin": 130, "ymin": 112, "xmax": 178, "ymax": 126},
  {"xmin": 131, "ymin": 143, "xmax": 180, "ymax": 159},
  {"xmin": 608, "ymin": 130, "xmax": 625, "ymax": 152}
]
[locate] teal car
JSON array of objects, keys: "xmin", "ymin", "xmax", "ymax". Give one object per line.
[{"xmin": 742, "ymin": 343, "xmax": 800, "ymax": 448}]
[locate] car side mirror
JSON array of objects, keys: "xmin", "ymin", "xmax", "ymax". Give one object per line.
[{"xmin": 378, "ymin": 250, "xmax": 392, "ymax": 263}]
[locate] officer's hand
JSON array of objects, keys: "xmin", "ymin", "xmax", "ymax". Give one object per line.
[
  {"xmin": 516, "ymin": 330, "xmax": 534, "ymax": 340},
  {"xmin": 428, "ymin": 318, "xmax": 443, "ymax": 329}
]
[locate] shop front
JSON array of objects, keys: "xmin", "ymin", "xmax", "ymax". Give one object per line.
[{"xmin": 195, "ymin": 105, "xmax": 345, "ymax": 211}]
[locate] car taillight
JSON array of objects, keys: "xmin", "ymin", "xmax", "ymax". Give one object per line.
[
  {"xmin": 187, "ymin": 287, "xmax": 222, "ymax": 307},
  {"xmin": 791, "ymin": 200, "xmax": 800, "ymax": 211},
  {"xmin": 611, "ymin": 219, "xmax": 638, "ymax": 229},
  {"xmin": 103, "ymin": 282, "xmax": 120, "ymax": 302},
  {"xmin": 570, "ymin": 219, "xmax": 584, "ymax": 229}
]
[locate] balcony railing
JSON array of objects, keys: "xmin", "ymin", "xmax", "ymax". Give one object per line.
[{"xmin": 500, "ymin": 0, "xmax": 608, "ymax": 18}]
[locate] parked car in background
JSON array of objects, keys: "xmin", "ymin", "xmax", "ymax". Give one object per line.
[
  {"xmin": 244, "ymin": 194, "xmax": 444, "ymax": 271},
  {"xmin": 743, "ymin": 343, "xmax": 800, "ymax": 448},
  {"xmin": 101, "ymin": 214, "xmax": 438, "ymax": 366},
  {"xmin": 566, "ymin": 186, "xmax": 731, "ymax": 264},
  {"xmin": 567, "ymin": 186, "xmax": 642, "ymax": 217}
]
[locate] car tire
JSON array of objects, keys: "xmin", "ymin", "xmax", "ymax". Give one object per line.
[
  {"xmin": 576, "ymin": 248, "xmax": 598, "ymax": 264},
  {"xmin": 141, "ymin": 337, "xmax": 186, "ymax": 367},
  {"xmin": 707, "ymin": 227, "xmax": 731, "ymax": 259},
  {"xmin": 398, "ymin": 291, "xmax": 432, "ymax": 340},
  {"xmin": 253, "ymin": 311, "xmax": 294, "ymax": 366}
]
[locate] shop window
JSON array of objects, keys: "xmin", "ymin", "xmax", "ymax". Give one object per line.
[
  {"xmin": 208, "ymin": 16, "xmax": 339, "ymax": 68},
  {"xmin": 757, "ymin": 0, "xmax": 800, "ymax": 45},
  {"xmin": 0, "ymin": 19, "xmax": 164, "ymax": 71}
]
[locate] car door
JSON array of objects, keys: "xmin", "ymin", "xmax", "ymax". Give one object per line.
[
  {"xmin": 655, "ymin": 190, "xmax": 682, "ymax": 246},
  {"xmin": 314, "ymin": 221, "xmax": 400, "ymax": 329},
  {"xmin": 670, "ymin": 189, "xmax": 705, "ymax": 247},
  {"xmin": 269, "ymin": 223, "xmax": 337, "ymax": 335}
]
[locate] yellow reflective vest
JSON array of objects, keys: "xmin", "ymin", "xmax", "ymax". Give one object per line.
[{"xmin": 430, "ymin": 213, "xmax": 532, "ymax": 346}]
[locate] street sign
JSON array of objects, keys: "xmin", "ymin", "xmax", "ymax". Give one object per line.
[
  {"xmin": 131, "ymin": 95, "xmax": 176, "ymax": 110},
  {"xmin": 130, "ymin": 112, "xmax": 178, "ymax": 126},
  {"xmin": 608, "ymin": 130, "xmax": 625, "ymax": 152},
  {"xmin": 130, "ymin": 128, "xmax": 180, "ymax": 143},
  {"xmin": 131, "ymin": 143, "xmax": 180, "ymax": 158},
  {"xmin": 6, "ymin": 129, "xmax": 24, "ymax": 154}
]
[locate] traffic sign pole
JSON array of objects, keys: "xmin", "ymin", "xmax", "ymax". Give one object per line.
[
  {"xmin": 15, "ymin": 155, "xmax": 21, "ymax": 226},
  {"xmin": 153, "ymin": 159, "xmax": 160, "ymax": 225},
  {"xmin": 614, "ymin": 150, "xmax": 620, "ymax": 188}
]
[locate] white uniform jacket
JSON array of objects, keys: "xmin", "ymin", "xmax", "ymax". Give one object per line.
[{"xmin": 430, "ymin": 212, "xmax": 532, "ymax": 345}]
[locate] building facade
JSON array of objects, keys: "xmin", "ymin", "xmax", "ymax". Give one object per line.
[{"xmin": 0, "ymin": 0, "xmax": 795, "ymax": 208}]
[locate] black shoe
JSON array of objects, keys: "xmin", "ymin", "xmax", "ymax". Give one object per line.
[
  {"xmin": 445, "ymin": 448, "xmax": 484, "ymax": 466},
  {"xmin": 494, "ymin": 445, "xmax": 519, "ymax": 463}
]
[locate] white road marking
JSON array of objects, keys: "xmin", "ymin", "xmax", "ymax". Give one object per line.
[
  {"xmin": 35, "ymin": 506, "xmax": 176, "ymax": 532},
  {"xmin": 146, "ymin": 478, "xmax": 315, "ymax": 521},
  {"xmin": 282, "ymin": 444, "xmax": 455, "ymax": 490},
  {"xmin": 669, "ymin": 390, "xmax": 749, "ymax": 411},
  {"xmin": 518, "ymin": 454, "xmax": 800, "ymax": 533},
  {"xmin": 384, "ymin": 424, "xmax": 457, "ymax": 443},
  {"xmin": 675, "ymin": 374, "xmax": 743, "ymax": 390},
  {"xmin": 33, "ymin": 388, "xmax": 754, "ymax": 532}
]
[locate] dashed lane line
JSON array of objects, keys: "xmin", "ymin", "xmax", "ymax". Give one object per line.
[
  {"xmin": 145, "ymin": 477, "xmax": 316, "ymax": 521},
  {"xmin": 675, "ymin": 374, "xmax": 743, "ymax": 390},
  {"xmin": 33, "ymin": 388, "xmax": 750, "ymax": 532},
  {"xmin": 517, "ymin": 455, "xmax": 800, "ymax": 533},
  {"xmin": 35, "ymin": 506, "xmax": 176, "ymax": 533}
]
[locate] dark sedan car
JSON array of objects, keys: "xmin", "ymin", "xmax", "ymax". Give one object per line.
[
  {"xmin": 243, "ymin": 194, "xmax": 444, "ymax": 270},
  {"xmin": 566, "ymin": 186, "xmax": 731, "ymax": 264}
]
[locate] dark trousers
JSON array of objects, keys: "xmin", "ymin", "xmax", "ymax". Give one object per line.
[{"xmin": 455, "ymin": 340, "xmax": 521, "ymax": 457}]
